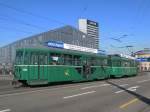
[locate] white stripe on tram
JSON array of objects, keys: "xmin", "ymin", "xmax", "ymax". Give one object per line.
[
  {"xmin": 14, "ymin": 65, "xmax": 136, "ymax": 68},
  {"xmin": 14, "ymin": 65, "xmax": 82, "ymax": 67}
]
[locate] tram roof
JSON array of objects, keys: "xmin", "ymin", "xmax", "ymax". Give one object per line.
[
  {"xmin": 16, "ymin": 47, "xmax": 108, "ymax": 58},
  {"xmin": 108, "ymin": 55, "xmax": 135, "ymax": 61}
]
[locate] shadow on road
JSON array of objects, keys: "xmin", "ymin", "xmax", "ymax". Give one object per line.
[{"xmin": 105, "ymin": 80, "xmax": 150, "ymax": 105}]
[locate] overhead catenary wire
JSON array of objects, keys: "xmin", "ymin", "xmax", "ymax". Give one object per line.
[
  {"xmin": 0, "ymin": 2, "xmax": 67, "ymax": 25},
  {"xmin": 109, "ymin": 45, "xmax": 123, "ymax": 54},
  {"xmin": 74, "ymin": 3, "xmax": 88, "ymax": 27},
  {"xmin": 105, "ymin": 0, "xmax": 147, "ymax": 54},
  {"xmin": 0, "ymin": 15, "xmax": 47, "ymax": 30},
  {"xmin": 77, "ymin": 6, "xmax": 88, "ymax": 19},
  {"xmin": 0, "ymin": 25, "xmax": 34, "ymax": 34},
  {"xmin": 102, "ymin": 0, "xmax": 148, "ymax": 54},
  {"xmin": 0, "ymin": 2, "xmax": 73, "ymax": 47},
  {"xmin": 110, "ymin": 44, "xmax": 134, "ymax": 55}
]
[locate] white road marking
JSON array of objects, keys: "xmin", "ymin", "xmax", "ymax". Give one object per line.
[
  {"xmin": 0, "ymin": 87, "xmax": 81, "ymax": 98},
  {"xmin": 127, "ymin": 86, "xmax": 138, "ymax": 92},
  {"xmin": 137, "ymin": 79, "xmax": 150, "ymax": 83},
  {"xmin": 81, "ymin": 84, "xmax": 110, "ymax": 90},
  {"xmin": 0, "ymin": 109, "xmax": 11, "ymax": 112},
  {"xmin": 0, "ymin": 89, "xmax": 47, "ymax": 98},
  {"xmin": 115, "ymin": 86, "xmax": 139, "ymax": 94},
  {"xmin": 115, "ymin": 90, "xmax": 125, "ymax": 94},
  {"xmin": 63, "ymin": 91, "xmax": 96, "ymax": 99},
  {"xmin": 119, "ymin": 84, "xmax": 129, "ymax": 87},
  {"xmin": 128, "ymin": 86, "xmax": 139, "ymax": 89},
  {"xmin": 0, "ymin": 82, "xmax": 104, "ymax": 98}
]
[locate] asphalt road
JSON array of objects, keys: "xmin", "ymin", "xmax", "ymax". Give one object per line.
[{"xmin": 0, "ymin": 73, "xmax": 150, "ymax": 112}]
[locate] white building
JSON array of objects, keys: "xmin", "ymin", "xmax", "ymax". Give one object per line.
[{"xmin": 78, "ymin": 19, "xmax": 99, "ymax": 49}]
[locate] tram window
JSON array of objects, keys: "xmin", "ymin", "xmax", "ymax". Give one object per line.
[
  {"xmin": 63, "ymin": 54, "xmax": 72, "ymax": 65},
  {"xmin": 51, "ymin": 56, "xmax": 59, "ymax": 65},
  {"xmin": 103, "ymin": 59, "xmax": 107, "ymax": 66},
  {"xmin": 132, "ymin": 61, "xmax": 136, "ymax": 67},
  {"xmin": 112, "ymin": 61, "xmax": 121, "ymax": 67},
  {"xmin": 39, "ymin": 54, "xmax": 48, "ymax": 65},
  {"xmin": 91, "ymin": 57, "xmax": 97, "ymax": 66},
  {"xmin": 72, "ymin": 55, "xmax": 81, "ymax": 66},
  {"xmin": 82, "ymin": 58, "xmax": 90, "ymax": 66},
  {"xmin": 50, "ymin": 53, "xmax": 79, "ymax": 66},
  {"xmin": 124, "ymin": 61, "xmax": 130, "ymax": 67},
  {"xmin": 96, "ymin": 59, "xmax": 102, "ymax": 66},
  {"xmin": 97, "ymin": 59, "xmax": 107, "ymax": 66},
  {"xmin": 133, "ymin": 61, "xmax": 135, "ymax": 67},
  {"xmin": 52, "ymin": 56, "xmax": 59, "ymax": 61},
  {"xmin": 31, "ymin": 54, "xmax": 38, "ymax": 65},
  {"xmin": 24, "ymin": 52, "xmax": 30, "ymax": 65},
  {"xmin": 95, "ymin": 59, "xmax": 102, "ymax": 66},
  {"xmin": 15, "ymin": 51, "xmax": 23, "ymax": 64},
  {"xmin": 118, "ymin": 62, "xmax": 120, "ymax": 66},
  {"xmin": 121, "ymin": 61, "xmax": 129, "ymax": 67},
  {"xmin": 121, "ymin": 61, "xmax": 125, "ymax": 67},
  {"xmin": 50, "ymin": 53, "xmax": 61, "ymax": 65}
]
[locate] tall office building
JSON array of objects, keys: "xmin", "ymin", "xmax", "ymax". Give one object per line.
[{"xmin": 78, "ymin": 19, "xmax": 99, "ymax": 49}]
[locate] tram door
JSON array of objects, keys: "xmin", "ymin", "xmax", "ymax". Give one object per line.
[
  {"xmin": 30, "ymin": 53, "xmax": 48, "ymax": 80},
  {"xmin": 82, "ymin": 58, "xmax": 91, "ymax": 79},
  {"xmin": 29, "ymin": 53, "xmax": 38, "ymax": 80},
  {"xmin": 37, "ymin": 53, "xmax": 48, "ymax": 80}
]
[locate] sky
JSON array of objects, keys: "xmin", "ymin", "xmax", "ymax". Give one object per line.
[{"xmin": 0, "ymin": 0, "xmax": 150, "ymax": 54}]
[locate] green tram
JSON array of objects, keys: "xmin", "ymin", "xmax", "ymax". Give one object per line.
[
  {"xmin": 13, "ymin": 48, "xmax": 138, "ymax": 85},
  {"xmin": 108, "ymin": 55, "xmax": 138, "ymax": 78}
]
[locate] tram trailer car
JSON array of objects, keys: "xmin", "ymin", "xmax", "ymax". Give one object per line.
[
  {"xmin": 13, "ymin": 48, "xmax": 138, "ymax": 86},
  {"xmin": 108, "ymin": 55, "xmax": 138, "ymax": 78}
]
